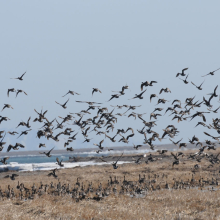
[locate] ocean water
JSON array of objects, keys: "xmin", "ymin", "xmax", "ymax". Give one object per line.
[
  {"xmin": 0, "ymin": 146, "xmax": 150, "ymax": 172},
  {"xmin": 0, "ymin": 143, "xmax": 194, "ymax": 172}
]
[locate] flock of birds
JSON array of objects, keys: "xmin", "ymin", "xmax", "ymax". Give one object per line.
[
  {"xmin": 0, "ymin": 172, "xmax": 220, "ymax": 201},
  {"xmin": 0, "ymin": 68, "xmax": 220, "ymax": 179}
]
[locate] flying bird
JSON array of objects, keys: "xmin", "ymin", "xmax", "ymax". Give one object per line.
[
  {"xmin": 129, "ymin": 89, "xmax": 147, "ymax": 100},
  {"xmin": 39, "ymin": 147, "xmax": 55, "ymax": 157},
  {"xmin": 48, "ymin": 169, "xmax": 58, "ymax": 178},
  {"xmin": 62, "ymin": 90, "xmax": 80, "ymax": 97},
  {"xmin": 176, "ymin": 68, "xmax": 188, "ymax": 77},
  {"xmin": 179, "ymin": 74, "xmax": 189, "ymax": 84},
  {"xmin": 16, "ymin": 89, "xmax": 28, "ymax": 97},
  {"xmin": 112, "ymin": 153, "xmax": 123, "ymax": 169},
  {"xmin": 17, "ymin": 129, "xmax": 32, "ymax": 139},
  {"xmin": 7, "ymin": 88, "xmax": 16, "ymax": 97},
  {"xmin": 0, "ymin": 157, "xmax": 9, "ymax": 165},
  {"xmin": 92, "ymin": 88, "xmax": 102, "ymax": 95},
  {"xmin": 1, "ymin": 104, "xmax": 13, "ymax": 112},
  {"xmin": 56, "ymin": 157, "xmax": 64, "ymax": 167},
  {"xmin": 11, "ymin": 72, "xmax": 26, "ymax": 80},
  {"xmin": 55, "ymin": 99, "xmax": 69, "ymax": 109},
  {"xmin": 141, "ymin": 81, "xmax": 157, "ymax": 91},
  {"xmin": 202, "ymin": 68, "xmax": 220, "ymax": 77},
  {"xmin": 191, "ymin": 80, "xmax": 205, "ymax": 90}
]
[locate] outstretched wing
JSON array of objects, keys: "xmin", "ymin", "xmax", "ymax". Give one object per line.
[
  {"xmin": 99, "ymin": 157, "xmax": 107, "ymax": 163},
  {"xmin": 199, "ymin": 80, "xmax": 205, "ymax": 87},
  {"xmin": 48, "ymin": 147, "xmax": 55, "ymax": 154},
  {"xmin": 213, "ymin": 67, "xmax": 220, "ymax": 72},
  {"xmin": 204, "ymin": 132, "xmax": 212, "ymax": 137},
  {"xmin": 20, "ymin": 72, "xmax": 26, "ymax": 78},
  {"xmin": 64, "ymin": 98, "xmax": 69, "ymax": 105},
  {"xmin": 4, "ymin": 157, "xmax": 10, "ymax": 162},
  {"xmin": 171, "ymin": 152, "xmax": 178, "ymax": 160},
  {"xmin": 1, "ymin": 132, "xmax": 6, "ymax": 142},
  {"xmin": 140, "ymin": 89, "xmax": 147, "ymax": 96},
  {"xmin": 115, "ymin": 152, "xmax": 124, "ymax": 164},
  {"xmin": 182, "ymin": 68, "xmax": 188, "ymax": 72},
  {"xmin": 62, "ymin": 91, "xmax": 69, "ymax": 97},
  {"xmin": 201, "ymin": 73, "xmax": 209, "ymax": 77},
  {"xmin": 7, "ymin": 144, "xmax": 13, "ymax": 152},
  {"xmin": 191, "ymin": 81, "xmax": 196, "ymax": 87}
]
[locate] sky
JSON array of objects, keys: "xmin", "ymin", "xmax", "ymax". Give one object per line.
[{"xmin": 0, "ymin": 1, "xmax": 220, "ymax": 151}]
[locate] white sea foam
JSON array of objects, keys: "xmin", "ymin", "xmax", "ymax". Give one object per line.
[
  {"xmin": 0, "ymin": 161, "xmax": 131, "ymax": 172},
  {"xmin": 70, "ymin": 149, "xmax": 150, "ymax": 156}
]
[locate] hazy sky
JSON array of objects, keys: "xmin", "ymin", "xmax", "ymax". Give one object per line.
[{"xmin": 0, "ymin": 1, "xmax": 220, "ymax": 151}]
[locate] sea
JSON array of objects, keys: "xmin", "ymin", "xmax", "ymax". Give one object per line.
[{"xmin": 0, "ymin": 144, "xmax": 195, "ymax": 172}]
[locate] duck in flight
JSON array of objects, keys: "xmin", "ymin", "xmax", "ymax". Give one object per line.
[
  {"xmin": 62, "ymin": 90, "xmax": 80, "ymax": 97},
  {"xmin": 1, "ymin": 104, "xmax": 13, "ymax": 112},
  {"xmin": 39, "ymin": 147, "xmax": 55, "ymax": 157},
  {"xmin": 93, "ymin": 139, "xmax": 104, "ymax": 150},
  {"xmin": 16, "ymin": 89, "xmax": 28, "ymax": 97},
  {"xmin": 92, "ymin": 88, "xmax": 102, "ymax": 96},
  {"xmin": 11, "ymin": 72, "xmax": 26, "ymax": 80},
  {"xmin": 179, "ymin": 74, "xmax": 189, "ymax": 84},
  {"xmin": 56, "ymin": 157, "xmax": 64, "ymax": 167},
  {"xmin": 7, "ymin": 88, "xmax": 16, "ymax": 97},
  {"xmin": 0, "ymin": 157, "xmax": 9, "ymax": 165},
  {"xmin": 191, "ymin": 80, "xmax": 205, "ymax": 90},
  {"xmin": 141, "ymin": 81, "xmax": 157, "ymax": 91},
  {"xmin": 76, "ymin": 101, "xmax": 102, "ymax": 105},
  {"xmin": 176, "ymin": 68, "xmax": 188, "ymax": 77},
  {"xmin": 48, "ymin": 169, "xmax": 58, "ymax": 178},
  {"xmin": 112, "ymin": 153, "xmax": 123, "ymax": 169},
  {"xmin": 55, "ymin": 98, "xmax": 69, "ymax": 109},
  {"xmin": 129, "ymin": 89, "xmax": 147, "ymax": 100},
  {"xmin": 17, "ymin": 129, "xmax": 32, "ymax": 139},
  {"xmin": 202, "ymin": 68, "xmax": 220, "ymax": 77}
]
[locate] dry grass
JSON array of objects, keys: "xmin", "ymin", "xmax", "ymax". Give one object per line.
[{"xmin": 1, "ymin": 150, "xmax": 220, "ymax": 219}]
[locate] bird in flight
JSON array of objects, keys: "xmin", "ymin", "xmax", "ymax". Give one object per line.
[
  {"xmin": 56, "ymin": 157, "xmax": 64, "ymax": 167},
  {"xmin": 11, "ymin": 72, "xmax": 26, "ymax": 80},
  {"xmin": 39, "ymin": 147, "xmax": 55, "ymax": 157},
  {"xmin": 112, "ymin": 153, "xmax": 123, "ymax": 169},
  {"xmin": 92, "ymin": 88, "xmax": 102, "ymax": 96},
  {"xmin": 129, "ymin": 89, "xmax": 147, "ymax": 100},
  {"xmin": 176, "ymin": 68, "xmax": 188, "ymax": 77},
  {"xmin": 76, "ymin": 101, "xmax": 102, "ymax": 105},
  {"xmin": 179, "ymin": 74, "xmax": 189, "ymax": 84},
  {"xmin": 55, "ymin": 98, "xmax": 69, "ymax": 109},
  {"xmin": 0, "ymin": 157, "xmax": 9, "ymax": 165},
  {"xmin": 48, "ymin": 168, "xmax": 58, "ymax": 178},
  {"xmin": 202, "ymin": 68, "xmax": 220, "ymax": 77},
  {"xmin": 16, "ymin": 89, "xmax": 28, "ymax": 97},
  {"xmin": 191, "ymin": 80, "xmax": 205, "ymax": 90},
  {"xmin": 62, "ymin": 90, "xmax": 80, "ymax": 97},
  {"xmin": 1, "ymin": 104, "xmax": 13, "ymax": 112},
  {"xmin": 7, "ymin": 88, "xmax": 16, "ymax": 97}
]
